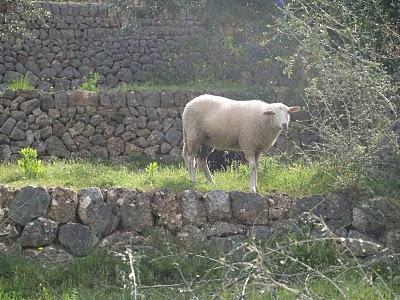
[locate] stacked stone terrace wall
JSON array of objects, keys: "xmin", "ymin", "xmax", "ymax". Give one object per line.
[
  {"xmin": 0, "ymin": 1, "xmax": 205, "ymax": 90},
  {"xmin": 1, "ymin": 185, "xmax": 398, "ymax": 263},
  {"xmin": 0, "ymin": 89, "xmax": 253, "ymax": 161},
  {"xmin": 0, "ymin": 88, "xmax": 318, "ymax": 162}
]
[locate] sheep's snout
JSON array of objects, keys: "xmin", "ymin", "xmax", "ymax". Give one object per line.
[{"xmin": 281, "ymin": 122, "xmax": 288, "ymax": 130}]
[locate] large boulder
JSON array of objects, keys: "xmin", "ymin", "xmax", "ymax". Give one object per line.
[
  {"xmin": 151, "ymin": 190, "xmax": 182, "ymax": 231},
  {"xmin": 179, "ymin": 190, "xmax": 207, "ymax": 226},
  {"xmin": 19, "ymin": 217, "xmax": 58, "ymax": 247},
  {"xmin": 59, "ymin": 223, "xmax": 99, "ymax": 257},
  {"xmin": 230, "ymin": 192, "xmax": 269, "ymax": 225},
  {"xmin": 24, "ymin": 245, "xmax": 73, "ymax": 266},
  {"xmin": 8, "ymin": 186, "xmax": 50, "ymax": 225},
  {"xmin": 203, "ymin": 190, "xmax": 232, "ymax": 222},
  {"xmin": 77, "ymin": 188, "xmax": 119, "ymax": 237},
  {"xmin": 119, "ymin": 191, "xmax": 154, "ymax": 231},
  {"xmin": 48, "ymin": 187, "xmax": 78, "ymax": 223}
]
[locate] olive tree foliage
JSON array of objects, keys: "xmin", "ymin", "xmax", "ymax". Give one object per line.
[
  {"xmin": 0, "ymin": 0, "xmax": 50, "ymax": 42},
  {"xmin": 273, "ymin": 0, "xmax": 400, "ymax": 188}
]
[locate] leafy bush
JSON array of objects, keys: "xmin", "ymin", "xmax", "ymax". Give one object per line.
[
  {"xmin": 17, "ymin": 147, "xmax": 45, "ymax": 178},
  {"xmin": 77, "ymin": 72, "xmax": 101, "ymax": 92},
  {"xmin": 7, "ymin": 76, "xmax": 33, "ymax": 91},
  {"xmin": 273, "ymin": 0, "xmax": 400, "ymax": 192}
]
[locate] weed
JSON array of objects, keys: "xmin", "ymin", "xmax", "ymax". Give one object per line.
[
  {"xmin": 7, "ymin": 76, "xmax": 33, "ymax": 91},
  {"xmin": 17, "ymin": 147, "xmax": 45, "ymax": 178},
  {"xmin": 77, "ymin": 72, "xmax": 100, "ymax": 92},
  {"xmin": 145, "ymin": 161, "xmax": 159, "ymax": 186}
]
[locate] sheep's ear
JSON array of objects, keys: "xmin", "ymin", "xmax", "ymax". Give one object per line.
[
  {"xmin": 263, "ymin": 110, "xmax": 275, "ymax": 116},
  {"xmin": 288, "ymin": 106, "xmax": 300, "ymax": 113}
]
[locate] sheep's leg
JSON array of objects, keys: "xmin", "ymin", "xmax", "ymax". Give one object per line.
[
  {"xmin": 245, "ymin": 151, "xmax": 258, "ymax": 193},
  {"xmin": 199, "ymin": 147, "xmax": 214, "ymax": 184},
  {"xmin": 187, "ymin": 154, "xmax": 196, "ymax": 183}
]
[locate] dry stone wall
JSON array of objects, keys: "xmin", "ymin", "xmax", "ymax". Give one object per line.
[
  {"xmin": 1, "ymin": 184, "xmax": 398, "ymax": 264},
  {"xmin": 0, "ymin": 2, "xmax": 205, "ymax": 90},
  {"xmin": 1, "ymin": 89, "xmax": 240, "ymax": 161},
  {"xmin": 0, "ymin": 88, "xmax": 317, "ymax": 162}
]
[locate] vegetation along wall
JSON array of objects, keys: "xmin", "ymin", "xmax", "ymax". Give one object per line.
[{"xmin": 0, "ymin": 1, "xmax": 205, "ymax": 90}]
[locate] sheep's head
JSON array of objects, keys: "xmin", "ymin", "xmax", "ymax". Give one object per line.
[{"xmin": 263, "ymin": 103, "xmax": 300, "ymax": 130}]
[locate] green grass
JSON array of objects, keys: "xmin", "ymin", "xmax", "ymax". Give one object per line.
[
  {"xmin": 6, "ymin": 76, "xmax": 33, "ymax": 91},
  {"xmin": 0, "ymin": 155, "xmax": 398, "ymax": 196},
  {"xmin": 0, "ymin": 156, "xmax": 337, "ymax": 196}
]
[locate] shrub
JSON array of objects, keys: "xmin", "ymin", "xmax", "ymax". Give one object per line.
[
  {"xmin": 273, "ymin": 0, "xmax": 400, "ymax": 192},
  {"xmin": 17, "ymin": 147, "xmax": 45, "ymax": 178}
]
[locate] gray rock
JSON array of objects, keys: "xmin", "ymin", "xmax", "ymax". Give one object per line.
[
  {"xmin": 0, "ymin": 145, "xmax": 12, "ymax": 161},
  {"xmin": 107, "ymin": 137, "xmax": 125, "ymax": 157},
  {"xmin": 152, "ymin": 190, "xmax": 182, "ymax": 232},
  {"xmin": 8, "ymin": 186, "xmax": 51, "ymax": 225},
  {"xmin": 48, "ymin": 187, "xmax": 78, "ymax": 223},
  {"xmin": 203, "ymin": 222, "xmax": 245, "ymax": 237},
  {"xmin": 346, "ymin": 230, "xmax": 383, "ymax": 257},
  {"xmin": 39, "ymin": 94, "xmax": 55, "ymax": 111},
  {"xmin": 0, "ymin": 118, "xmax": 16, "ymax": 135},
  {"xmin": 25, "ymin": 61, "xmax": 41, "ymax": 75},
  {"xmin": 267, "ymin": 193, "xmax": 293, "ymax": 221},
  {"xmin": 45, "ymin": 136, "xmax": 70, "ymax": 158},
  {"xmin": 230, "ymin": 191, "xmax": 269, "ymax": 225},
  {"xmin": 59, "ymin": 223, "xmax": 99, "ymax": 257},
  {"xmin": 147, "ymin": 130, "xmax": 164, "ymax": 146},
  {"xmin": 61, "ymin": 132, "xmax": 78, "ymax": 151},
  {"xmin": 99, "ymin": 231, "xmax": 153, "ymax": 255},
  {"xmin": 325, "ymin": 194, "xmax": 352, "ymax": 228},
  {"xmin": 143, "ymin": 91, "xmax": 161, "ymax": 108},
  {"xmin": 4, "ymin": 71, "xmax": 22, "ymax": 82},
  {"xmin": 19, "ymin": 217, "xmax": 58, "ymax": 247},
  {"xmin": 209, "ymin": 235, "xmax": 246, "ymax": 261},
  {"xmin": 385, "ymin": 228, "xmax": 400, "ymax": 251},
  {"xmin": 0, "ymin": 134, "xmax": 10, "ymax": 145},
  {"xmin": 24, "ymin": 245, "xmax": 73, "ymax": 266},
  {"xmin": 120, "ymin": 192, "xmax": 154, "ymax": 231},
  {"xmin": 90, "ymin": 114, "xmax": 104, "ymax": 126},
  {"xmin": 165, "ymin": 128, "xmax": 181, "ymax": 146},
  {"xmin": 204, "ymin": 190, "xmax": 231, "ymax": 222},
  {"xmin": 180, "ymin": 190, "xmax": 207, "ymax": 226},
  {"xmin": 176, "ymin": 225, "xmax": 206, "ymax": 244},
  {"xmin": 89, "ymin": 134, "xmax": 107, "ymax": 146},
  {"xmin": 116, "ymin": 68, "xmax": 134, "ymax": 82},
  {"xmin": 9, "ymin": 128, "xmax": 26, "ymax": 141},
  {"xmin": 53, "ymin": 120, "xmax": 67, "ymax": 137},
  {"xmin": 68, "ymin": 121, "xmax": 85, "ymax": 137},
  {"xmin": 78, "ymin": 188, "xmax": 119, "ymax": 237},
  {"xmin": 136, "ymin": 116, "xmax": 147, "ymax": 129},
  {"xmin": 249, "ymin": 225, "xmax": 271, "ymax": 240},
  {"xmin": 291, "ymin": 195, "xmax": 326, "ymax": 217},
  {"xmin": 11, "ymin": 111, "xmax": 26, "ymax": 121},
  {"xmin": 35, "ymin": 114, "xmax": 52, "ymax": 127},
  {"xmin": 68, "ymin": 90, "xmax": 99, "ymax": 107},
  {"xmin": 352, "ymin": 207, "xmax": 386, "ymax": 238},
  {"xmin": 161, "ymin": 92, "xmax": 175, "ymax": 108}
]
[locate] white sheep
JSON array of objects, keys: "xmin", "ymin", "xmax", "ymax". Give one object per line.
[{"xmin": 182, "ymin": 94, "xmax": 299, "ymax": 192}]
